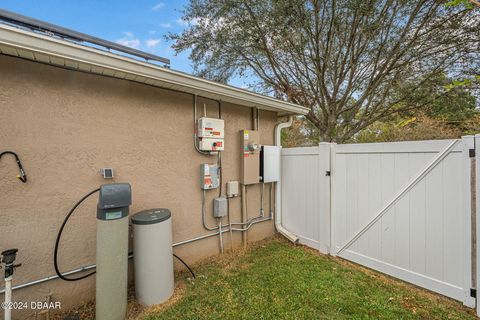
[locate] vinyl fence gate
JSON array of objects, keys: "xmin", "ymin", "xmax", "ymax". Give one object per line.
[{"xmin": 281, "ymin": 136, "xmax": 480, "ymax": 314}]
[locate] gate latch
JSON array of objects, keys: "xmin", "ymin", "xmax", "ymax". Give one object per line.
[{"xmin": 325, "ymin": 171, "xmax": 331, "ymax": 176}]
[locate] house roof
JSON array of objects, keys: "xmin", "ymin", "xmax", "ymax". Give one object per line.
[{"xmin": 0, "ymin": 23, "xmax": 309, "ymax": 116}]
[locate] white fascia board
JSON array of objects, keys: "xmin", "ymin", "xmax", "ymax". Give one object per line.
[{"xmin": 0, "ymin": 24, "xmax": 309, "ymax": 116}]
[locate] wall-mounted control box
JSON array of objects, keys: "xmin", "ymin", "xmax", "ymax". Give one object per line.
[
  {"xmin": 260, "ymin": 146, "xmax": 281, "ymax": 183},
  {"xmin": 226, "ymin": 181, "xmax": 239, "ymax": 198},
  {"xmin": 198, "ymin": 117, "xmax": 225, "ymax": 138},
  {"xmin": 198, "ymin": 138, "xmax": 224, "ymax": 151},
  {"xmin": 240, "ymin": 130, "xmax": 260, "ymax": 185},
  {"xmin": 198, "ymin": 117, "xmax": 225, "ymax": 151},
  {"xmin": 213, "ymin": 197, "xmax": 228, "ymax": 218},
  {"xmin": 200, "ymin": 164, "xmax": 219, "ymax": 190},
  {"xmin": 100, "ymin": 168, "xmax": 114, "ymax": 179}
]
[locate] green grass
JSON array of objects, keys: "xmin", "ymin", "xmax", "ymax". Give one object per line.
[{"xmin": 142, "ymin": 237, "xmax": 475, "ymax": 320}]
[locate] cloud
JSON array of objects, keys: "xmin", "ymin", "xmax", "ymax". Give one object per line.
[
  {"xmin": 116, "ymin": 38, "xmax": 140, "ymax": 49},
  {"xmin": 151, "ymin": 2, "xmax": 165, "ymax": 11},
  {"xmin": 146, "ymin": 39, "xmax": 161, "ymax": 48},
  {"xmin": 159, "ymin": 22, "xmax": 171, "ymax": 28},
  {"xmin": 148, "ymin": 30, "xmax": 157, "ymax": 35},
  {"xmin": 116, "ymin": 32, "xmax": 140, "ymax": 49}
]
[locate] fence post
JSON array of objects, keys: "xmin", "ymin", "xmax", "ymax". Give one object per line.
[
  {"xmin": 329, "ymin": 142, "xmax": 337, "ymax": 256},
  {"xmin": 318, "ymin": 143, "xmax": 332, "ymax": 254},
  {"xmin": 473, "ymin": 134, "xmax": 480, "ymax": 314}
]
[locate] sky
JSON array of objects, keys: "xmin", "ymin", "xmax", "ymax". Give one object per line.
[{"xmin": 0, "ymin": 1, "xmax": 201, "ymax": 75}]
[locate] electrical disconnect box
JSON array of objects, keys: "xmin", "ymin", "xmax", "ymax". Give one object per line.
[
  {"xmin": 240, "ymin": 130, "xmax": 260, "ymax": 185},
  {"xmin": 200, "ymin": 164, "xmax": 219, "ymax": 190},
  {"xmin": 226, "ymin": 181, "xmax": 239, "ymax": 198},
  {"xmin": 260, "ymin": 146, "xmax": 281, "ymax": 183},
  {"xmin": 213, "ymin": 197, "xmax": 228, "ymax": 218},
  {"xmin": 198, "ymin": 138, "xmax": 224, "ymax": 152},
  {"xmin": 198, "ymin": 117, "xmax": 225, "ymax": 151}
]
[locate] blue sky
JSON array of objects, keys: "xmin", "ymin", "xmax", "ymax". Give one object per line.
[{"xmin": 0, "ymin": 1, "xmax": 198, "ymax": 74}]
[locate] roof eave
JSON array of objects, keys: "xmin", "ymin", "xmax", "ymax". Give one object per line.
[{"xmin": 0, "ymin": 23, "xmax": 309, "ymax": 116}]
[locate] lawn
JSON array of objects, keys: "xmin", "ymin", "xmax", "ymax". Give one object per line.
[{"xmin": 138, "ymin": 237, "xmax": 475, "ymax": 320}]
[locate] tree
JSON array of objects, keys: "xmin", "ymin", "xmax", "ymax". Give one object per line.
[{"xmin": 169, "ymin": 0, "xmax": 479, "ymax": 142}]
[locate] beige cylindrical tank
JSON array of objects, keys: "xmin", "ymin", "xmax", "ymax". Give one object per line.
[
  {"xmin": 132, "ymin": 208, "xmax": 174, "ymax": 306},
  {"xmin": 96, "ymin": 216, "xmax": 129, "ymax": 320}
]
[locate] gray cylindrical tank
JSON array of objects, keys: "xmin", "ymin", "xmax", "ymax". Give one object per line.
[{"xmin": 132, "ymin": 208, "xmax": 174, "ymax": 306}]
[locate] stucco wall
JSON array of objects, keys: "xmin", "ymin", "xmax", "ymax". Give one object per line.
[{"xmin": 0, "ymin": 54, "xmax": 278, "ymax": 317}]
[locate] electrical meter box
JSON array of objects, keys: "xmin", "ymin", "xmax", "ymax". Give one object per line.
[
  {"xmin": 240, "ymin": 130, "xmax": 260, "ymax": 185},
  {"xmin": 197, "ymin": 117, "xmax": 225, "ymax": 151},
  {"xmin": 260, "ymin": 146, "xmax": 281, "ymax": 183},
  {"xmin": 198, "ymin": 117, "xmax": 225, "ymax": 138},
  {"xmin": 200, "ymin": 164, "xmax": 219, "ymax": 190}
]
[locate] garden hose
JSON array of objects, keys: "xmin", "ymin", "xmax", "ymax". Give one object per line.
[
  {"xmin": 54, "ymin": 188, "xmax": 196, "ymax": 282},
  {"xmin": 54, "ymin": 188, "xmax": 100, "ymax": 281},
  {"xmin": 0, "ymin": 151, "xmax": 27, "ymax": 183}
]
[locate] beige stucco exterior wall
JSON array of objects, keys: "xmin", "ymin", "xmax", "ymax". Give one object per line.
[{"xmin": 0, "ymin": 54, "xmax": 278, "ymax": 317}]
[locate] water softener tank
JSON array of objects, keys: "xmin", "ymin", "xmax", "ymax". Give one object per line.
[
  {"xmin": 96, "ymin": 183, "xmax": 131, "ymax": 320},
  {"xmin": 132, "ymin": 208, "xmax": 174, "ymax": 305}
]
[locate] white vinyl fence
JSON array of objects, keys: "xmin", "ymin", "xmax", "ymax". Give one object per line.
[{"xmin": 281, "ymin": 137, "xmax": 476, "ymax": 309}]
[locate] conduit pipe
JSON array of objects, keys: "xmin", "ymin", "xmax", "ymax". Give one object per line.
[
  {"xmin": 0, "ymin": 216, "xmax": 271, "ymax": 294},
  {"xmin": 274, "ymin": 116, "xmax": 299, "ymax": 243}
]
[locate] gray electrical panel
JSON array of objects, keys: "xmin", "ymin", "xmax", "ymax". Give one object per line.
[
  {"xmin": 200, "ymin": 164, "xmax": 219, "ymax": 190},
  {"xmin": 213, "ymin": 197, "xmax": 228, "ymax": 218}
]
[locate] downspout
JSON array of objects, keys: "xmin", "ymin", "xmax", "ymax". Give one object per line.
[{"xmin": 274, "ymin": 116, "xmax": 299, "ymax": 243}]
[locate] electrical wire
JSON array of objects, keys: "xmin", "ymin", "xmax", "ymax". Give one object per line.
[
  {"xmin": 0, "ymin": 151, "xmax": 27, "ymax": 183},
  {"xmin": 173, "ymin": 253, "xmax": 196, "ymax": 279},
  {"xmin": 54, "ymin": 188, "xmax": 100, "ymax": 281}
]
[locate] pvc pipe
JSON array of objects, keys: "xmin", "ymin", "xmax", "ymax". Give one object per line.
[
  {"xmin": 202, "ymin": 190, "xmax": 218, "ymax": 231},
  {"xmin": 4, "ymin": 276, "xmax": 12, "ymax": 320},
  {"xmin": 218, "ymin": 219, "xmax": 224, "ymax": 254},
  {"xmin": 274, "ymin": 116, "xmax": 299, "ymax": 243},
  {"xmin": 0, "ymin": 214, "xmax": 273, "ymax": 295},
  {"xmin": 241, "ymin": 184, "xmax": 247, "ymax": 247}
]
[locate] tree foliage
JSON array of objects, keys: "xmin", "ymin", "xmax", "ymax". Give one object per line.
[{"xmin": 170, "ymin": 0, "xmax": 479, "ymax": 142}]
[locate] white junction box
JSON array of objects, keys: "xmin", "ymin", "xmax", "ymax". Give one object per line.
[
  {"xmin": 226, "ymin": 181, "xmax": 239, "ymax": 198},
  {"xmin": 198, "ymin": 117, "xmax": 225, "ymax": 138},
  {"xmin": 198, "ymin": 138, "xmax": 224, "ymax": 151},
  {"xmin": 261, "ymin": 146, "xmax": 281, "ymax": 183}
]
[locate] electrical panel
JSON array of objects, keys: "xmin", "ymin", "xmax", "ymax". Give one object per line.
[
  {"xmin": 200, "ymin": 164, "xmax": 219, "ymax": 190},
  {"xmin": 198, "ymin": 117, "xmax": 225, "ymax": 151},
  {"xmin": 240, "ymin": 130, "xmax": 260, "ymax": 185},
  {"xmin": 226, "ymin": 181, "xmax": 239, "ymax": 198},
  {"xmin": 260, "ymin": 146, "xmax": 281, "ymax": 183},
  {"xmin": 213, "ymin": 197, "xmax": 228, "ymax": 218}
]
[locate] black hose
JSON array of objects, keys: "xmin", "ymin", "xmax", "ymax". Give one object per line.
[
  {"xmin": 0, "ymin": 151, "xmax": 27, "ymax": 183},
  {"xmin": 54, "ymin": 188, "xmax": 100, "ymax": 281},
  {"xmin": 173, "ymin": 253, "xmax": 196, "ymax": 279}
]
